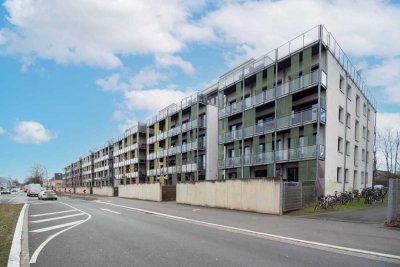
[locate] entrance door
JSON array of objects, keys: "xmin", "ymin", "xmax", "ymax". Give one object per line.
[{"xmin": 287, "ymin": 167, "xmax": 299, "ymax": 182}]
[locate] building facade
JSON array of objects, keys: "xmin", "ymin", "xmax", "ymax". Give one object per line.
[
  {"xmin": 146, "ymin": 92, "xmax": 218, "ymax": 185},
  {"xmin": 62, "ymin": 25, "xmax": 376, "ymax": 197},
  {"xmin": 113, "ymin": 123, "xmax": 147, "ymax": 185},
  {"xmin": 216, "ymin": 25, "xmax": 376, "ymax": 196}
]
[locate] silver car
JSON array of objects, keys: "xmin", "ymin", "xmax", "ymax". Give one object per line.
[{"xmin": 38, "ymin": 190, "xmax": 58, "ymax": 200}]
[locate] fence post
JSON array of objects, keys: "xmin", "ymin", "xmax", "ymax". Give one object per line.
[{"xmin": 387, "ymin": 178, "xmax": 400, "ymax": 224}]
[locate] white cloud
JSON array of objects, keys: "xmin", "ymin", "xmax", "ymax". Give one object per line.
[
  {"xmin": 376, "ymin": 112, "xmax": 400, "ymax": 134},
  {"xmin": 155, "ymin": 54, "xmax": 195, "ymax": 75},
  {"xmin": 123, "ymin": 88, "xmax": 193, "ymax": 113},
  {"xmin": 200, "ymin": 0, "xmax": 400, "ymax": 60},
  {"xmin": 12, "ymin": 121, "xmax": 53, "ymax": 144},
  {"xmin": 97, "ymin": 67, "xmax": 168, "ymax": 92},
  {"xmin": 365, "ymin": 57, "xmax": 400, "ymax": 103},
  {"xmin": 0, "ymin": 0, "xmax": 206, "ymax": 69},
  {"xmin": 0, "ymin": 126, "xmax": 6, "ymax": 135}
]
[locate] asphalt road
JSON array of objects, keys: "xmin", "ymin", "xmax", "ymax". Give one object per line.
[{"xmin": 24, "ymin": 197, "xmax": 399, "ymax": 267}]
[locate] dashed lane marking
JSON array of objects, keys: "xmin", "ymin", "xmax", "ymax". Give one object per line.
[
  {"xmin": 101, "ymin": 208, "xmax": 121, "ymax": 215},
  {"xmin": 30, "ymin": 213, "xmax": 84, "ymax": 223},
  {"xmin": 30, "ymin": 209, "xmax": 77, "ymax": 217},
  {"xmin": 29, "ymin": 220, "xmax": 86, "ymax": 233}
]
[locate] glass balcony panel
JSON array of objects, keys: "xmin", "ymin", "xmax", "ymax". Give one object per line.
[
  {"xmin": 244, "ymin": 126, "xmax": 254, "ymax": 138},
  {"xmin": 255, "ymin": 123, "xmax": 264, "ymax": 135},
  {"xmin": 244, "ymin": 97, "xmax": 253, "ymax": 109}
]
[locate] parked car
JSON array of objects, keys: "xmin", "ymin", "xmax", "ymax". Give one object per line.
[
  {"xmin": 1, "ymin": 189, "xmax": 11, "ymax": 195},
  {"xmin": 373, "ymin": 184, "xmax": 384, "ymax": 190},
  {"xmin": 11, "ymin": 188, "xmax": 19, "ymax": 193},
  {"xmin": 38, "ymin": 190, "xmax": 58, "ymax": 200}
]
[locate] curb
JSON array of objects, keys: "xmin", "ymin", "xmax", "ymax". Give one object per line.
[
  {"xmin": 21, "ymin": 205, "xmax": 30, "ymax": 267},
  {"xmin": 7, "ymin": 203, "xmax": 27, "ymax": 267}
]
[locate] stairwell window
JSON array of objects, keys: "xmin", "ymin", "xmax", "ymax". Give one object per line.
[
  {"xmin": 345, "ymin": 169, "xmax": 349, "ymax": 184},
  {"xmin": 347, "ymin": 85, "xmax": 352, "ymax": 100},
  {"xmin": 346, "ymin": 141, "xmax": 350, "ymax": 156},
  {"xmin": 338, "ymin": 137, "xmax": 343, "ymax": 153},
  {"xmin": 346, "ymin": 113, "xmax": 351, "ymax": 128},
  {"xmin": 339, "ymin": 75, "xmax": 344, "ymax": 93},
  {"xmin": 339, "ymin": 106, "xmax": 344, "ymax": 123},
  {"xmin": 337, "ymin": 167, "xmax": 343, "ymax": 183}
]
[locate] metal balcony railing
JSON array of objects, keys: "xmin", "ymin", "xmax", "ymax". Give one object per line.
[
  {"xmin": 276, "ymin": 70, "xmax": 320, "ymax": 98},
  {"xmin": 276, "ymin": 107, "xmax": 320, "ymax": 130}
]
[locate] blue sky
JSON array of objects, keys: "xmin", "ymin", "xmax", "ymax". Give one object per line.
[{"xmin": 0, "ymin": 0, "xmax": 399, "ymax": 181}]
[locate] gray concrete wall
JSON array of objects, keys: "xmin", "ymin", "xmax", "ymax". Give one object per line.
[
  {"xmin": 93, "ymin": 186, "xmax": 114, "ymax": 196},
  {"xmin": 119, "ymin": 183, "xmax": 162, "ymax": 201},
  {"xmin": 177, "ymin": 178, "xmax": 282, "ymax": 214},
  {"xmin": 206, "ymin": 105, "xmax": 219, "ymax": 180}
]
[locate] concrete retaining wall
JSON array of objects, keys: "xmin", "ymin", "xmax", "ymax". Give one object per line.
[
  {"xmin": 119, "ymin": 183, "xmax": 162, "ymax": 201},
  {"xmin": 93, "ymin": 186, "xmax": 114, "ymax": 197},
  {"xmin": 177, "ymin": 179, "xmax": 282, "ymax": 214},
  {"xmin": 74, "ymin": 187, "xmax": 90, "ymax": 194}
]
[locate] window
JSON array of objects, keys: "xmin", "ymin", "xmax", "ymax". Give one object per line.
[
  {"xmin": 367, "ymin": 108, "xmax": 371, "ymax": 120},
  {"xmin": 367, "ymin": 130, "xmax": 370, "ymax": 141},
  {"xmin": 345, "ymin": 169, "xmax": 349, "ymax": 183},
  {"xmin": 337, "ymin": 167, "xmax": 343, "ymax": 183},
  {"xmin": 365, "ymin": 172, "xmax": 369, "ymax": 185},
  {"xmin": 346, "ymin": 141, "xmax": 350, "ymax": 156},
  {"xmin": 366, "ymin": 151, "xmax": 369, "ymax": 163},
  {"xmin": 362, "ymin": 149, "xmax": 365, "ymax": 162},
  {"xmin": 339, "ymin": 106, "xmax": 344, "ymax": 122},
  {"xmin": 362, "ymin": 126, "xmax": 366, "ymax": 139},
  {"xmin": 346, "ymin": 113, "xmax": 351, "ymax": 128},
  {"xmin": 347, "ymin": 85, "xmax": 352, "ymax": 100},
  {"xmin": 339, "ymin": 75, "xmax": 344, "ymax": 92},
  {"xmin": 355, "ymin": 120, "xmax": 359, "ymax": 141},
  {"xmin": 338, "ymin": 137, "xmax": 343, "ymax": 153},
  {"xmin": 361, "ymin": 171, "xmax": 365, "ymax": 184},
  {"xmin": 363, "ymin": 103, "xmax": 367, "ymax": 116},
  {"xmin": 356, "ymin": 95, "xmax": 360, "ymax": 116},
  {"xmin": 354, "ymin": 170, "xmax": 358, "ymax": 187},
  {"xmin": 354, "ymin": 145, "xmax": 359, "ymax": 166}
]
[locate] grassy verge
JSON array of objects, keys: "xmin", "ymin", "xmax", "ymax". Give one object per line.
[
  {"xmin": 287, "ymin": 197, "xmax": 387, "ymax": 216},
  {"xmin": 0, "ymin": 204, "xmax": 23, "ymax": 266}
]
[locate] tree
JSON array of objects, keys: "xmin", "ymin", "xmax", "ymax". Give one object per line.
[
  {"xmin": 25, "ymin": 164, "xmax": 48, "ymax": 185},
  {"xmin": 378, "ymin": 128, "xmax": 400, "ymax": 177}
]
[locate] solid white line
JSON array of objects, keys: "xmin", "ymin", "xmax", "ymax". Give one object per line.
[
  {"xmin": 93, "ymin": 200, "xmax": 400, "ymax": 262},
  {"xmin": 30, "ymin": 213, "xmax": 84, "ymax": 223},
  {"xmin": 101, "ymin": 208, "xmax": 121, "ymax": 215},
  {"xmin": 30, "ymin": 209, "xmax": 76, "ymax": 217},
  {"xmin": 7, "ymin": 203, "xmax": 27, "ymax": 267},
  {"xmin": 29, "ymin": 202, "xmax": 92, "ymax": 264},
  {"xmin": 29, "ymin": 220, "xmax": 85, "ymax": 233}
]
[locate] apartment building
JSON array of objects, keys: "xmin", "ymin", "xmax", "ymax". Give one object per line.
[
  {"xmin": 81, "ymin": 152, "xmax": 94, "ymax": 187},
  {"xmin": 146, "ymin": 92, "xmax": 218, "ymax": 185},
  {"xmin": 216, "ymin": 25, "xmax": 376, "ymax": 196},
  {"xmin": 93, "ymin": 141, "xmax": 114, "ymax": 186},
  {"xmin": 113, "ymin": 122, "xmax": 147, "ymax": 185}
]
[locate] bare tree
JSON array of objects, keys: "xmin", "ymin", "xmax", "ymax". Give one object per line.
[
  {"xmin": 378, "ymin": 128, "xmax": 400, "ymax": 177},
  {"xmin": 25, "ymin": 164, "xmax": 48, "ymax": 185}
]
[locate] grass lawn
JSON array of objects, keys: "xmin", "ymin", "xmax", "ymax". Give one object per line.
[
  {"xmin": 287, "ymin": 197, "xmax": 388, "ymax": 216},
  {"xmin": 0, "ymin": 204, "xmax": 23, "ymax": 267}
]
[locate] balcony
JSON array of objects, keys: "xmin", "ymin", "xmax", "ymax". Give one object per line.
[
  {"xmin": 218, "ymin": 145, "xmax": 325, "ymax": 169},
  {"xmin": 147, "ymin": 136, "xmax": 157, "ymax": 144},
  {"xmin": 276, "ymin": 107, "xmax": 322, "ymax": 130},
  {"xmin": 219, "ymin": 100, "xmax": 243, "ymax": 118},
  {"xmin": 275, "ymin": 145, "xmax": 325, "ymax": 162},
  {"xmin": 276, "ymin": 70, "xmax": 320, "ymax": 98}
]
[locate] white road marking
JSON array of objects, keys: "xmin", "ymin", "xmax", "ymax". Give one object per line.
[
  {"xmin": 7, "ymin": 203, "xmax": 27, "ymax": 267},
  {"xmin": 29, "ymin": 220, "xmax": 85, "ymax": 233},
  {"xmin": 7, "ymin": 195, "xmax": 19, "ymax": 203},
  {"xmin": 30, "ymin": 202, "xmax": 58, "ymax": 205},
  {"xmin": 101, "ymin": 208, "xmax": 121, "ymax": 215},
  {"xmin": 30, "ymin": 213, "xmax": 84, "ymax": 223},
  {"xmin": 29, "ymin": 202, "xmax": 92, "ymax": 264},
  {"xmin": 30, "ymin": 209, "xmax": 76, "ymax": 217},
  {"xmin": 93, "ymin": 200, "xmax": 400, "ymax": 263}
]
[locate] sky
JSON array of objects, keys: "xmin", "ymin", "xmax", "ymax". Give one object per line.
[{"xmin": 0, "ymin": 0, "xmax": 399, "ymax": 181}]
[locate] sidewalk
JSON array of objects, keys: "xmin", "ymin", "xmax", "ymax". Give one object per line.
[{"xmin": 85, "ymin": 195, "xmax": 400, "ymax": 257}]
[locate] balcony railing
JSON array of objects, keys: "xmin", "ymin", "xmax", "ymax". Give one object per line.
[
  {"xmin": 219, "ymin": 100, "xmax": 243, "ymax": 118},
  {"xmin": 218, "ymin": 145, "xmax": 325, "ymax": 169},
  {"xmin": 276, "ymin": 107, "xmax": 321, "ymax": 130},
  {"xmin": 276, "ymin": 70, "xmax": 320, "ymax": 98}
]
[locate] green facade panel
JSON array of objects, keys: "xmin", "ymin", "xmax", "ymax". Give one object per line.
[
  {"xmin": 252, "ymin": 136, "xmax": 260, "ymax": 155},
  {"xmin": 243, "ymin": 166, "xmax": 250, "ymax": 178},
  {"xmin": 299, "ymin": 160, "xmax": 316, "ymax": 181},
  {"xmin": 290, "ymin": 127, "xmax": 299, "ymax": 148},
  {"xmin": 267, "ymin": 164, "xmax": 274, "ymax": 177},
  {"xmin": 277, "ymin": 95, "xmax": 292, "ymax": 118},
  {"xmin": 236, "ymin": 82, "xmax": 242, "ymax": 102},
  {"xmin": 302, "ymin": 47, "xmax": 312, "ymax": 74},
  {"xmin": 218, "ymin": 92, "xmax": 224, "ymax": 109},
  {"xmin": 191, "ymin": 104, "xmax": 198, "ymax": 121},
  {"xmin": 304, "ymin": 124, "xmax": 313, "ymax": 146},
  {"xmin": 244, "ymin": 108, "xmax": 255, "ymax": 128},
  {"xmin": 265, "ymin": 133, "xmax": 272, "ymax": 152},
  {"xmin": 267, "ymin": 67, "xmax": 274, "ymax": 88},
  {"xmin": 291, "ymin": 53, "xmax": 300, "ymax": 79}
]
